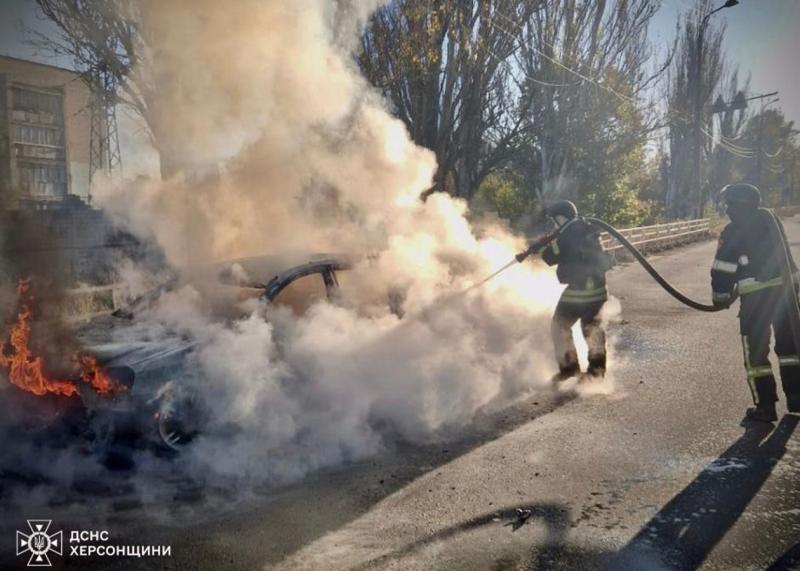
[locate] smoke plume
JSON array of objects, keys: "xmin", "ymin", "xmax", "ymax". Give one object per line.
[{"xmin": 86, "ymin": 0, "xmax": 591, "ymax": 485}]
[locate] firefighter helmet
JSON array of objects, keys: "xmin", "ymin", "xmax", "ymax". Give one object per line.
[
  {"xmin": 545, "ymin": 200, "xmax": 578, "ymax": 221},
  {"xmin": 719, "ymin": 184, "xmax": 761, "ymax": 208}
]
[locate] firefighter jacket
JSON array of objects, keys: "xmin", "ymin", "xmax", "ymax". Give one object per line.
[
  {"xmin": 540, "ymin": 218, "xmax": 612, "ymax": 304},
  {"xmin": 711, "ymin": 208, "xmax": 798, "ymax": 306}
]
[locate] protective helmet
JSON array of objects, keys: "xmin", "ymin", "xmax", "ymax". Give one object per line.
[
  {"xmin": 545, "ymin": 200, "xmax": 578, "ymax": 221},
  {"xmin": 719, "ymin": 184, "xmax": 761, "ymax": 208}
]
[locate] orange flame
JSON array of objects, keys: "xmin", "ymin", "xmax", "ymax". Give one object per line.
[
  {"xmin": 78, "ymin": 355, "xmax": 121, "ymax": 396},
  {"xmin": 0, "ymin": 279, "xmax": 126, "ymax": 398}
]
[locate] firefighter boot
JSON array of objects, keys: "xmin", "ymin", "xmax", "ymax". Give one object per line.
[
  {"xmin": 551, "ymin": 363, "xmax": 580, "ymax": 383},
  {"xmin": 742, "ymin": 373, "xmax": 779, "ymax": 424},
  {"xmin": 743, "ymin": 405, "xmax": 778, "ymax": 423},
  {"xmin": 743, "ymin": 404, "xmax": 778, "ymax": 424},
  {"xmin": 586, "ymin": 354, "xmax": 606, "ymax": 379}
]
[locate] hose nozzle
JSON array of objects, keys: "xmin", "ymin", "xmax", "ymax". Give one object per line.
[{"xmin": 516, "ymin": 231, "xmax": 558, "ymax": 263}]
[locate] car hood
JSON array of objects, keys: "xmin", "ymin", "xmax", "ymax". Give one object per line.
[{"xmin": 88, "ymin": 339, "xmax": 198, "ymax": 371}]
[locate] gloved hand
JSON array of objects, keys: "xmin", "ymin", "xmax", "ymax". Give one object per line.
[
  {"xmin": 713, "ymin": 285, "xmax": 737, "ymax": 309},
  {"xmin": 516, "ymin": 233, "xmax": 557, "ymax": 263},
  {"xmin": 515, "ymin": 247, "xmax": 534, "ymax": 263},
  {"xmin": 712, "ymin": 298, "xmax": 730, "ymax": 310}
]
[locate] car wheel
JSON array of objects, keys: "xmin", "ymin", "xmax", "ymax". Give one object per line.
[{"xmin": 157, "ymin": 391, "xmax": 201, "ymax": 451}]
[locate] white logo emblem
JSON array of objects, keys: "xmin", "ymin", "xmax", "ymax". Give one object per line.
[{"xmin": 16, "ymin": 520, "xmax": 62, "ymax": 567}]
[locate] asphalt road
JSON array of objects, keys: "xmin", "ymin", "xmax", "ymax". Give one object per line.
[{"xmin": 3, "ymin": 218, "xmax": 800, "ymax": 570}]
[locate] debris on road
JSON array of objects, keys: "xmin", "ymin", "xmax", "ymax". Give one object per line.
[{"xmin": 505, "ymin": 508, "xmax": 533, "ymax": 531}]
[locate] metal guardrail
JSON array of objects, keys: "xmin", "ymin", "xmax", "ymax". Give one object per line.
[{"xmin": 600, "ymin": 218, "xmax": 711, "ymax": 254}]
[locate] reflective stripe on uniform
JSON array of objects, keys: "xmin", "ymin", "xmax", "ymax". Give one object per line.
[
  {"xmin": 560, "ymin": 286, "xmax": 608, "ymax": 304},
  {"xmin": 779, "ymin": 355, "xmax": 800, "ymax": 367},
  {"xmin": 738, "ymin": 276, "xmax": 783, "ymax": 295},
  {"xmin": 747, "ymin": 365, "xmax": 774, "ymax": 379},
  {"xmin": 742, "ymin": 336, "xmax": 759, "ymax": 404},
  {"xmin": 551, "ymin": 241, "xmax": 560, "ymax": 255},
  {"xmin": 562, "ymin": 287, "xmax": 607, "ymax": 297},
  {"xmin": 712, "ymin": 259, "xmax": 738, "ymax": 273},
  {"xmin": 560, "ymin": 295, "xmax": 607, "ymax": 304}
]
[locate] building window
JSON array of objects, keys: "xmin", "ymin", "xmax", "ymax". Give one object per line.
[
  {"xmin": 12, "ymin": 124, "xmax": 64, "ymax": 147},
  {"xmin": 8, "ymin": 84, "xmax": 68, "ymax": 202},
  {"xmin": 17, "ymin": 162, "xmax": 68, "ymax": 199},
  {"xmin": 10, "ymin": 86, "xmax": 64, "ymax": 121}
]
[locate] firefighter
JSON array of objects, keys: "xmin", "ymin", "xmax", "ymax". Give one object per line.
[
  {"xmin": 711, "ymin": 183, "xmax": 800, "ymax": 422},
  {"xmin": 519, "ymin": 201, "xmax": 613, "ymax": 381}
]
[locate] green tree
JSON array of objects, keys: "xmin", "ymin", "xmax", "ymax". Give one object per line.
[
  {"xmin": 515, "ymin": 0, "xmax": 665, "ymax": 226},
  {"xmin": 476, "ymin": 170, "xmax": 531, "ymax": 223}
]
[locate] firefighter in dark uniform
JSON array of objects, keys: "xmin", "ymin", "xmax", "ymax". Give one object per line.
[
  {"xmin": 711, "ymin": 183, "xmax": 800, "ymax": 422},
  {"xmin": 519, "ymin": 201, "xmax": 612, "ymax": 380}
]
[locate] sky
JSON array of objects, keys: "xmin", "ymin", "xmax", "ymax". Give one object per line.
[
  {"xmin": 1, "ymin": 0, "xmax": 798, "ymax": 151},
  {"xmin": 651, "ymin": 0, "xmax": 800, "ymax": 123},
  {"xmin": 0, "ymin": 0, "xmax": 68, "ymax": 67}
]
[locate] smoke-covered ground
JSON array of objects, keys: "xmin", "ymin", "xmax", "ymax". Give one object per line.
[{"xmin": 1, "ymin": 0, "xmax": 619, "ymax": 505}]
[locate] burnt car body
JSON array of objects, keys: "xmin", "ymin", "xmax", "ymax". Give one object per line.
[{"xmin": 55, "ymin": 254, "xmax": 354, "ymax": 460}]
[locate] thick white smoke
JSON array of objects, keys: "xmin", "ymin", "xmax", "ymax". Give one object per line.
[{"xmin": 92, "ymin": 0, "xmax": 589, "ymax": 485}]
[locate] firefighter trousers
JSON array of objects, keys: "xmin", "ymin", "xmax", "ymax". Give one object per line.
[
  {"xmin": 739, "ymin": 287, "xmax": 800, "ymax": 411},
  {"xmin": 551, "ymin": 297, "xmax": 606, "ymax": 377}
]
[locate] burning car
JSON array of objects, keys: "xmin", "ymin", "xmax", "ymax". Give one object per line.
[{"xmin": 0, "ymin": 254, "xmax": 353, "ymax": 463}]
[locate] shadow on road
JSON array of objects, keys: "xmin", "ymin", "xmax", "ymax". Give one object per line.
[
  {"xmin": 253, "ymin": 391, "xmax": 579, "ymax": 568},
  {"xmin": 767, "ymin": 541, "xmax": 800, "ymax": 570},
  {"xmin": 603, "ymin": 415, "xmax": 799, "ymax": 570},
  {"xmin": 0, "ymin": 389, "xmax": 580, "ymax": 570},
  {"xmin": 353, "ymin": 501, "xmax": 593, "ymax": 570}
]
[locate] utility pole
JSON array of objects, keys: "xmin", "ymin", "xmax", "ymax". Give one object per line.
[
  {"xmin": 693, "ymin": 0, "xmax": 739, "ymax": 218},
  {"xmin": 89, "ymin": 66, "xmax": 123, "ymax": 205},
  {"xmin": 709, "ymin": 90, "xmax": 778, "ymax": 199},
  {"xmin": 750, "ymin": 94, "xmax": 780, "ymax": 189}
]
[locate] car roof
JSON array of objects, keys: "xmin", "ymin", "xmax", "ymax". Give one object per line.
[{"xmin": 203, "ymin": 252, "xmax": 354, "ymax": 288}]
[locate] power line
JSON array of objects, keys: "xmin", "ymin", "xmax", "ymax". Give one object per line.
[
  {"xmin": 764, "ymin": 145, "xmax": 784, "ymax": 159},
  {"xmin": 490, "ymin": 13, "xmax": 636, "ymax": 106},
  {"xmin": 485, "ymin": 45, "xmax": 583, "ymax": 88},
  {"xmin": 491, "ymin": 9, "xmax": 749, "ymax": 159},
  {"xmin": 719, "ymin": 135, "xmax": 754, "ymax": 154},
  {"xmin": 487, "ymin": 8, "xmax": 775, "ymax": 169},
  {"xmin": 708, "ymin": 129, "xmax": 755, "ymax": 157}
]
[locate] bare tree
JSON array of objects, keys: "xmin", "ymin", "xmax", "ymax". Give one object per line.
[
  {"xmin": 664, "ymin": 0, "xmax": 726, "ymax": 219},
  {"xmin": 32, "ymin": 0, "xmax": 189, "ymax": 179},
  {"xmin": 359, "ymin": 0, "xmax": 542, "ymax": 200}
]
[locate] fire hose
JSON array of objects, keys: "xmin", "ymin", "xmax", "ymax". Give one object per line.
[
  {"xmin": 583, "ymin": 217, "xmax": 725, "ymax": 313},
  {"xmin": 766, "ymin": 209, "xmax": 800, "ymax": 358},
  {"xmin": 514, "ymin": 214, "xmax": 800, "ymax": 321},
  {"xmin": 513, "ymin": 218, "xmax": 724, "ymax": 312}
]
